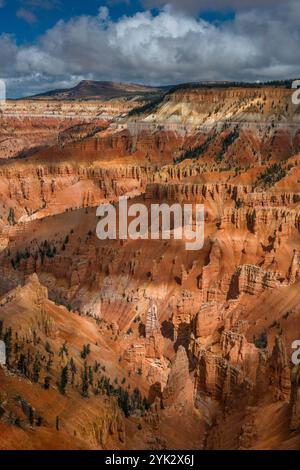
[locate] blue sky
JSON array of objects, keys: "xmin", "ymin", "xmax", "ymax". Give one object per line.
[
  {"xmin": 0, "ymin": 1, "xmax": 234, "ymax": 44},
  {"xmin": 0, "ymin": 1, "xmax": 143, "ymax": 43},
  {"xmin": 0, "ymin": 1, "xmax": 299, "ymax": 97}
]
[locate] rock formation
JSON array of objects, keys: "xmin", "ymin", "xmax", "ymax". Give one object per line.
[{"xmin": 1, "ymin": 83, "xmax": 300, "ymax": 449}]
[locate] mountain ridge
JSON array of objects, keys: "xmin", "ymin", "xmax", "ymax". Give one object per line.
[{"xmin": 27, "ymin": 80, "xmax": 168, "ymax": 101}]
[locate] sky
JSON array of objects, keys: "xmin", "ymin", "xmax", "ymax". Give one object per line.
[{"xmin": 0, "ymin": 0, "xmax": 300, "ymax": 97}]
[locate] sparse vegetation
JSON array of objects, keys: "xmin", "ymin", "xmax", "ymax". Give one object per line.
[
  {"xmin": 59, "ymin": 366, "xmax": 69, "ymax": 394},
  {"xmin": 80, "ymin": 344, "xmax": 91, "ymax": 359},
  {"xmin": 256, "ymin": 163, "xmax": 287, "ymax": 187},
  {"xmin": 215, "ymin": 127, "xmax": 239, "ymax": 162},
  {"xmin": 253, "ymin": 331, "xmax": 268, "ymax": 349},
  {"xmin": 7, "ymin": 208, "xmax": 16, "ymax": 226},
  {"xmin": 174, "ymin": 133, "xmax": 215, "ymax": 164}
]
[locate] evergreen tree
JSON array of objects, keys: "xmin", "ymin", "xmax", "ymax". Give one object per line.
[
  {"xmin": 81, "ymin": 362, "xmax": 89, "ymax": 397},
  {"xmin": 17, "ymin": 353, "xmax": 27, "ymax": 375},
  {"xmin": 8, "ymin": 208, "xmax": 16, "ymax": 226},
  {"xmin": 117, "ymin": 388, "xmax": 131, "ymax": 417},
  {"xmin": 4, "ymin": 328, "xmax": 13, "ymax": 365},
  {"xmin": 80, "ymin": 344, "xmax": 91, "ymax": 359},
  {"xmin": 32, "ymin": 354, "xmax": 41, "ymax": 382},
  {"xmin": 70, "ymin": 357, "xmax": 77, "ymax": 386},
  {"xmin": 56, "ymin": 416, "xmax": 60, "ymax": 431},
  {"xmin": 59, "ymin": 365, "xmax": 69, "ymax": 394},
  {"xmin": 44, "ymin": 376, "xmax": 51, "ymax": 390},
  {"xmin": 59, "ymin": 342, "xmax": 69, "ymax": 361}
]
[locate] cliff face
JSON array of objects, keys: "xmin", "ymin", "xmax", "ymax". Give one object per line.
[
  {"xmin": 0, "ymin": 98, "xmax": 137, "ymax": 160},
  {"xmin": 143, "ymin": 86, "xmax": 300, "ymax": 126},
  {"xmin": 1, "ymin": 85, "xmax": 300, "ymax": 450}
]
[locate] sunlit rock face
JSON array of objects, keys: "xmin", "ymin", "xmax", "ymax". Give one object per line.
[{"xmin": 0, "ymin": 84, "xmax": 300, "ymax": 450}]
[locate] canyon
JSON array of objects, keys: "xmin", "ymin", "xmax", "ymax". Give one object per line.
[{"xmin": 0, "ymin": 82, "xmax": 300, "ymax": 450}]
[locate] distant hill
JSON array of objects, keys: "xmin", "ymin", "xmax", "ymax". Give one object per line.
[
  {"xmin": 25, "ymin": 78, "xmax": 294, "ymax": 102},
  {"xmin": 28, "ymin": 80, "xmax": 168, "ymax": 101}
]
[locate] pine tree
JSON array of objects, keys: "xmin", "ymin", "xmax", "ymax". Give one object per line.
[
  {"xmin": 81, "ymin": 361, "xmax": 89, "ymax": 397},
  {"xmin": 32, "ymin": 354, "xmax": 41, "ymax": 382},
  {"xmin": 80, "ymin": 344, "xmax": 91, "ymax": 359},
  {"xmin": 4, "ymin": 328, "xmax": 12, "ymax": 365},
  {"xmin": 59, "ymin": 365, "xmax": 69, "ymax": 394},
  {"xmin": 44, "ymin": 376, "xmax": 51, "ymax": 390},
  {"xmin": 8, "ymin": 208, "xmax": 16, "ymax": 226},
  {"xmin": 59, "ymin": 342, "xmax": 69, "ymax": 362},
  {"xmin": 70, "ymin": 357, "xmax": 77, "ymax": 386},
  {"xmin": 17, "ymin": 353, "xmax": 27, "ymax": 375},
  {"xmin": 56, "ymin": 416, "xmax": 60, "ymax": 431},
  {"xmin": 117, "ymin": 388, "xmax": 131, "ymax": 417}
]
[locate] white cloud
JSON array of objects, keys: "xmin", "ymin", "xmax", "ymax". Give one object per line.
[
  {"xmin": 16, "ymin": 8, "xmax": 38, "ymax": 24},
  {"xmin": 0, "ymin": 35, "xmax": 17, "ymax": 75},
  {"xmin": 2, "ymin": 1, "xmax": 300, "ymax": 97},
  {"xmin": 98, "ymin": 6, "xmax": 110, "ymax": 21}
]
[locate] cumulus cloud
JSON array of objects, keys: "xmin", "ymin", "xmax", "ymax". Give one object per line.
[{"xmin": 2, "ymin": 1, "xmax": 300, "ymax": 96}]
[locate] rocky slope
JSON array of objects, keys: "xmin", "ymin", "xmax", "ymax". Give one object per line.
[
  {"xmin": 0, "ymin": 97, "xmax": 141, "ymax": 160},
  {"xmin": 0, "ymin": 84, "xmax": 300, "ymax": 449}
]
